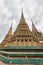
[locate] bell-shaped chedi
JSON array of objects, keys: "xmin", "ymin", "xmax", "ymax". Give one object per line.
[
  {"xmin": 1, "ymin": 23, "xmax": 12, "ymax": 47},
  {"xmin": 6, "ymin": 10, "xmax": 39, "ymax": 47}
]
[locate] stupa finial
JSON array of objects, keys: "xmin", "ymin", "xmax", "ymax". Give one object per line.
[{"xmin": 21, "ymin": 7, "xmax": 24, "ymax": 18}]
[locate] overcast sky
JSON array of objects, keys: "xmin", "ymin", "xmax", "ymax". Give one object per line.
[{"xmin": 0, "ymin": 0, "xmax": 43, "ymax": 43}]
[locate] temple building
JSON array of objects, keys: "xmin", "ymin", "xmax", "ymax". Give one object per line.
[{"xmin": 0, "ymin": 10, "xmax": 43, "ymax": 64}]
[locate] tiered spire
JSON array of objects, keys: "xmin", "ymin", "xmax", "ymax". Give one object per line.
[
  {"xmin": 31, "ymin": 19, "xmax": 38, "ymax": 33},
  {"xmin": 19, "ymin": 8, "xmax": 26, "ymax": 23},
  {"xmin": 8, "ymin": 23, "xmax": 12, "ymax": 35},
  {"xmin": 32, "ymin": 19, "xmax": 43, "ymax": 40},
  {"xmin": 1, "ymin": 23, "xmax": 12, "ymax": 45},
  {"xmin": 14, "ymin": 9, "xmax": 32, "ymax": 36},
  {"xmin": 32, "ymin": 23, "xmax": 38, "ymax": 33}
]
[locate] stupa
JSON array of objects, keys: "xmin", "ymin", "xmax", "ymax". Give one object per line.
[{"xmin": 0, "ymin": 10, "xmax": 43, "ymax": 64}]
